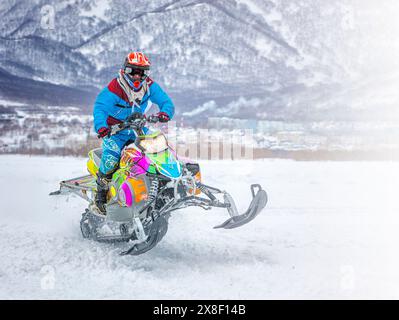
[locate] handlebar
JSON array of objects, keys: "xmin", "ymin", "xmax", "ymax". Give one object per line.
[{"xmin": 97, "ymin": 114, "xmax": 160, "ymax": 139}]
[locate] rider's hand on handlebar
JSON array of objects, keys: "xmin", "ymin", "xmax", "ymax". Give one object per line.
[
  {"xmin": 97, "ymin": 127, "xmax": 110, "ymax": 138},
  {"xmin": 157, "ymin": 112, "xmax": 170, "ymax": 123},
  {"xmin": 147, "ymin": 112, "xmax": 170, "ymax": 123}
]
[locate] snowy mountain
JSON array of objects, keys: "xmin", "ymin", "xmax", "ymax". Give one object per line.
[
  {"xmin": 0, "ymin": 0, "xmax": 355, "ymax": 117},
  {"xmin": 1, "ymin": 0, "xmax": 398, "ymax": 123}
]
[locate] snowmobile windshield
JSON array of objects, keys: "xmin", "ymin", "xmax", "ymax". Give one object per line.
[{"xmin": 139, "ymin": 132, "xmax": 168, "ymax": 154}]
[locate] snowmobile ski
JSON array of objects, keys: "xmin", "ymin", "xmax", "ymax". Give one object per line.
[
  {"xmin": 120, "ymin": 215, "xmax": 169, "ymax": 255},
  {"xmin": 214, "ymin": 184, "xmax": 268, "ymax": 229}
]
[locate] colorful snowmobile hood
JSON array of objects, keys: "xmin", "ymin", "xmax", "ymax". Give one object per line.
[
  {"xmin": 146, "ymin": 150, "xmax": 182, "ymax": 179},
  {"xmin": 138, "ymin": 131, "xmax": 182, "ymax": 179}
]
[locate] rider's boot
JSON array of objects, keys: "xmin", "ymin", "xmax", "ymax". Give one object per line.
[{"xmin": 94, "ymin": 171, "xmax": 113, "ymax": 214}]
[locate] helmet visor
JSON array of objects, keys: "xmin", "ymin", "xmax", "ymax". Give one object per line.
[
  {"xmin": 123, "ymin": 67, "xmax": 149, "ymax": 90},
  {"xmin": 125, "ymin": 67, "xmax": 149, "ymax": 79}
]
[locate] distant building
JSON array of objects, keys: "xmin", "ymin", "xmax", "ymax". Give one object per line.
[{"xmin": 208, "ymin": 117, "xmax": 305, "ymax": 133}]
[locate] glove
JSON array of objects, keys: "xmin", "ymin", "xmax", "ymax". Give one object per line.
[
  {"xmin": 156, "ymin": 112, "xmax": 170, "ymax": 123},
  {"xmin": 127, "ymin": 112, "xmax": 145, "ymax": 122},
  {"xmin": 97, "ymin": 127, "xmax": 110, "ymax": 138}
]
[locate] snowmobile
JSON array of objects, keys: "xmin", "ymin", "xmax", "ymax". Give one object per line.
[{"xmin": 50, "ymin": 114, "xmax": 268, "ymax": 255}]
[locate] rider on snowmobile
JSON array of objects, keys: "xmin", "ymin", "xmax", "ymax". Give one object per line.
[{"xmin": 92, "ymin": 51, "xmax": 174, "ymax": 214}]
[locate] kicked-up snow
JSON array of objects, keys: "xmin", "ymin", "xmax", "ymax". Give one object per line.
[{"xmin": 0, "ymin": 155, "xmax": 398, "ymax": 299}]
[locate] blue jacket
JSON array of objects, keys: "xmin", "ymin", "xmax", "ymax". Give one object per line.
[{"xmin": 93, "ymin": 77, "xmax": 174, "ymax": 133}]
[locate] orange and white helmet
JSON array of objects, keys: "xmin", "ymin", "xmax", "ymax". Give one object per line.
[
  {"xmin": 124, "ymin": 51, "xmax": 151, "ymax": 70},
  {"xmin": 122, "ymin": 51, "xmax": 151, "ymax": 90}
]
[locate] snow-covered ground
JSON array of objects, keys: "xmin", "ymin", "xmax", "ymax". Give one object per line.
[{"xmin": 0, "ymin": 155, "xmax": 399, "ymax": 299}]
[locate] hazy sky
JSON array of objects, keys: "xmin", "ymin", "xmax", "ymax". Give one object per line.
[{"xmin": 349, "ymin": 0, "xmax": 399, "ymax": 77}]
